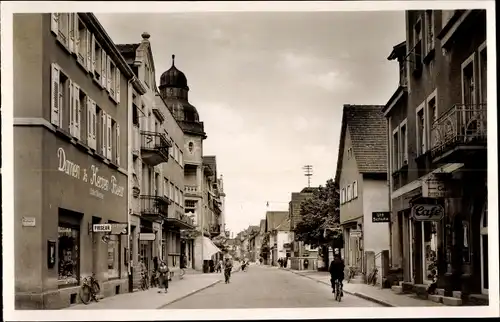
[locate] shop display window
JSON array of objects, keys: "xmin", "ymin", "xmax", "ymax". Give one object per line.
[{"xmin": 58, "ymin": 225, "xmax": 80, "ymax": 287}]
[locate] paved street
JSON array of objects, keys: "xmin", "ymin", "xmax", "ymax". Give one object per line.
[{"xmin": 162, "ymin": 265, "xmax": 381, "ymax": 309}]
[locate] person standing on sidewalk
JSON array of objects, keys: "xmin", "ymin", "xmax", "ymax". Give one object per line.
[
  {"xmin": 329, "ymin": 252, "xmax": 345, "ymax": 297},
  {"xmin": 158, "ymin": 260, "xmax": 169, "ymax": 294}
]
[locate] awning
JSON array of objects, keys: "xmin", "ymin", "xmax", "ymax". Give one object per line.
[{"xmin": 203, "ymin": 236, "xmax": 221, "ymax": 260}]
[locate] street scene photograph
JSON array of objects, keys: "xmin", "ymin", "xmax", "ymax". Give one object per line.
[{"xmin": 2, "ymin": 0, "xmax": 497, "ymax": 319}]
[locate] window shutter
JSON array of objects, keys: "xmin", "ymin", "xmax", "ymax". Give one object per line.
[
  {"xmin": 68, "ymin": 79, "xmax": 74, "ymax": 135},
  {"xmin": 101, "ymin": 111, "xmax": 107, "ymax": 156},
  {"xmin": 106, "ymin": 55, "xmax": 112, "ymax": 92},
  {"xmin": 74, "ymin": 16, "xmax": 80, "ymax": 57},
  {"xmin": 86, "ymin": 30, "xmax": 92, "ymax": 72},
  {"xmin": 101, "ymin": 51, "xmax": 107, "ymax": 88},
  {"xmin": 116, "ymin": 124, "xmax": 121, "ymax": 166},
  {"xmin": 107, "ymin": 114, "xmax": 112, "ymax": 159},
  {"xmin": 68, "ymin": 13, "xmax": 75, "ymax": 53},
  {"xmin": 51, "ymin": 13, "xmax": 59, "ymax": 35},
  {"xmin": 91, "ymin": 34, "xmax": 96, "ymax": 73},
  {"xmin": 73, "ymin": 83, "xmax": 80, "ymax": 139},
  {"xmin": 116, "ymin": 69, "xmax": 121, "ymax": 103},
  {"xmin": 76, "ymin": 85, "xmax": 81, "ymax": 140},
  {"xmin": 91, "ymin": 100, "xmax": 97, "ymax": 149},
  {"xmin": 50, "ymin": 63, "xmax": 60, "ymax": 126},
  {"xmin": 87, "ymin": 97, "xmax": 92, "ymax": 145}
]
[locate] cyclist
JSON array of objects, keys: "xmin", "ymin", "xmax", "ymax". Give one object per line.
[
  {"xmin": 224, "ymin": 258, "xmax": 233, "ymax": 283},
  {"xmin": 329, "ymin": 251, "xmax": 345, "ymax": 297}
]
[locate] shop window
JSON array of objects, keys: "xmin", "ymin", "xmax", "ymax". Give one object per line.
[
  {"xmin": 422, "ymin": 221, "xmax": 438, "ymax": 283},
  {"xmin": 107, "ymin": 234, "xmax": 121, "ymax": 279},
  {"xmin": 58, "ymin": 225, "xmax": 80, "ymax": 287}
]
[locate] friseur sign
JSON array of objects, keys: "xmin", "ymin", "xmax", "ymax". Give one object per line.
[
  {"xmin": 411, "ymin": 204, "xmax": 445, "ymax": 221},
  {"xmin": 372, "ymin": 212, "xmax": 390, "ymax": 223}
]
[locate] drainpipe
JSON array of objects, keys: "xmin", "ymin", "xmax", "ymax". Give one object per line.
[
  {"xmin": 127, "ymin": 78, "xmax": 133, "ymax": 290},
  {"xmin": 386, "ymin": 118, "xmax": 393, "ymax": 270}
]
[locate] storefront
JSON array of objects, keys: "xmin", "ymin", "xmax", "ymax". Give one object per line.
[
  {"xmin": 16, "ymin": 138, "xmax": 128, "ymax": 309},
  {"xmin": 342, "ymin": 220, "xmax": 363, "ymax": 271}
]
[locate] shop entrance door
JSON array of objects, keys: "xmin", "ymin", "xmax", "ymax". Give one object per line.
[
  {"xmin": 421, "ymin": 221, "xmax": 438, "ymax": 284},
  {"xmin": 480, "ymin": 200, "xmax": 488, "ymax": 294},
  {"xmin": 139, "ymin": 241, "xmax": 152, "ymax": 275}
]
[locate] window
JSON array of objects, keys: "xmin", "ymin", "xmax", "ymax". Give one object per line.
[
  {"xmin": 400, "ymin": 120, "xmax": 408, "ymax": 165},
  {"xmin": 170, "ymin": 183, "xmax": 174, "ymax": 201},
  {"xmin": 416, "ymin": 103, "xmax": 426, "ymax": 155},
  {"xmin": 51, "ymin": 13, "xmax": 69, "ymax": 48},
  {"xmin": 175, "ymin": 187, "xmax": 180, "ymax": 204},
  {"xmin": 412, "ymin": 18, "xmax": 423, "ymax": 74},
  {"xmin": 180, "ymin": 191, "xmax": 184, "ymax": 207},
  {"xmin": 75, "ymin": 17, "xmax": 88, "ymax": 69},
  {"xmin": 478, "ymin": 42, "xmax": 487, "ymax": 104},
  {"xmin": 353, "ymin": 181, "xmax": 358, "ymax": 199},
  {"xmin": 461, "ymin": 53, "xmax": 476, "ymax": 106},
  {"xmin": 163, "ymin": 178, "xmax": 168, "ymax": 197},
  {"xmin": 94, "ymin": 40, "xmax": 102, "ymax": 82},
  {"xmin": 424, "ymin": 10, "xmax": 435, "ymax": 56},
  {"xmin": 427, "ymin": 92, "xmax": 438, "ymax": 149},
  {"xmin": 87, "ymin": 98, "xmax": 97, "ymax": 149},
  {"xmin": 108, "ymin": 61, "xmax": 121, "ymax": 103},
  {"xmin": 347, "ymin": 184, "xmax": 352, "ymax": 201},
  {"xmin": 106, "ymin": 114, "xmax": 112, "ymax": 159},
  {"xmin": 112, "ymin": 120, "xmax": 120, "ymax": 165},
  {"xmin": 341, "ymin": 188, "xmax": 346, "ymax": 204},
  {"xmin": 96, "ymin": 106, "xmax": 108, "ymax": 157},
  {"xmin": 179, "ymin": 151, "xmax": 183, "ymax": 166},
  {"xmin": 58, "ymin": 225, "xmax": 80, "ymax": 287},
  {"xmin": 69, "ymin": 83, "xmax": 82, "ymax": 140},
  {"xmin": 392, "ymin": 127, "xmax": 399, "ymax": 170},
  {"xmin": 51, "ymin": 63, "xmax": 72, "ymax": 131},
  {"xmin": 107, "ymin": 234, "xmax": 121, "ymax": 279}
]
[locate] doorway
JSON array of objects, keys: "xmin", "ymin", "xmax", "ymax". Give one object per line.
[
  {"xmin": 422, "ymin": 221, "xmax": 438, "ymax": 284},
  {"xmin": 480, "ymin": 199, "xmax": 488, "ymax": 294}
]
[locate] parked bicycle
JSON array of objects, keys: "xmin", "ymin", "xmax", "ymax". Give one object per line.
[
  {"xmin": 346, "ymin": 266, "xmax": 359, "ymax": 283},
  {"xmin": 79, "ymin": 274, "xmax": 100, "ymax": 305},
  {"xmin": 150, "ymin": 270, "xmax": 159, "ymax": 288},
  {"xmin": 140, "ymin": 270, "xmax": 149, "ymax": 291},
  {"xmin": 367, "ymin": 267, "xmax": 378, "ymax": 286},
  {"xmin": 334, "ymin": 279, "xmax": 343, "ymax": 302}
]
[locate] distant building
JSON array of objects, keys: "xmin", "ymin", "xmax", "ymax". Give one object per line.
[
  {"xmin": 334, "ymin": 104, "xmax": 389, "ymax": 283},
  {"xmin": 288, "ymin": 188, "xmax": 317, "ymax": 258},
  {"xmin": 265, "ymin": 211, "xmax": 289, "ymax": 266}
]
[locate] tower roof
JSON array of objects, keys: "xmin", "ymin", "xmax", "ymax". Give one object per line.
[{"xmin": 159, "ymin": 54, "xmax": 189, "ymax": 90}]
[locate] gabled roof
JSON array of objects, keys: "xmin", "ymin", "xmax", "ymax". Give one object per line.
[
  {"xmin": 334, "ymin": 105, "xmax": 388, "ymax": 184},
  {"xmin": 276, "ymin": 218, "xmax": 290, "ymax": 231},
  {"xmin": 387, "ymin": 40, "xmax": 406, "ymax": 61},
  {"xmin": 266, "ymin": 211, "xmax": 288, "ymax": 232}
]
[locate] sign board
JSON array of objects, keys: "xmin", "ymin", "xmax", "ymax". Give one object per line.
[
  {"xmin": 110, "ymin": 223, "xmax": 128, "ymax": 235},
  {"xmin": 139, "ymin": 233, "xmax": 156, "ymax": 241},
  {"xmin": 372, "ymin": 212, "xmax": 390, "ymax": 223},
  {"xmin": 411, "ymin": 204, "xmax": 445, "ymax": 221},
  {"xmin": 350, "ymin": 230, "xmax": 362, "ymax": 237},
  {"xmin": 93, "ymin": 224, "xmax": 112, "ymax": 232},
  {"xmin": 22, "ymin": 217, "xmax": 36, "ymax": 227},
  {"xmin": 422, "ymin": 175, "xmax": 447, "ymax": 198}
]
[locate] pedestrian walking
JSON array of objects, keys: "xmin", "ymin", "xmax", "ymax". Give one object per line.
[
  {"xmin": 158, "ymin": 260, "xmax": 169, "ymax": 293},
  {"xmin": 224, "ymin": 258, "xmax": 233, "ymax": 283}
]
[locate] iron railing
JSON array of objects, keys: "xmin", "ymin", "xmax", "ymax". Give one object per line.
[
  {"xmin": 140, "ymin": 195, "xmax": 170, "ymax": 219},
  {"xmin": 140, "ymin": 130, "xmax": 170, "ymax": 157},
  {"xmin": 430, "ymin": 104, "xmax": 487, "ymax": 158}
]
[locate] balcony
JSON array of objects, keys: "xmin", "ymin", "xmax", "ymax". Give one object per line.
[
  {"xmin": 140, "ymin": 131, "xmax": 171, "ymax": 166},
  {"xmin": 165, "ymin": 210, "xmax": 195, "ymax": 230},
  {"xmin": 184, "ymin": 185, "xmax": 200, "ymax": 197},
  {"xmin": 209, "ymin": 224, "xmax": 221, "ymax": 237},
  {"xmin": 430, "ymin": 104, "xmax": 487, "ymax": 163},
  {"xmin": 140, "ymin": 195, "xmax": 171, "ymax": 222}
]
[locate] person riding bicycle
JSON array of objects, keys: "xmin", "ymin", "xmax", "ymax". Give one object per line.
[
  {"xmin": 224, "ymin": 258, "xmax": 233, "ymax": 283},
  {"xmin": 329, "ymin": 251, "xmax": 345, "ymax": 297}
]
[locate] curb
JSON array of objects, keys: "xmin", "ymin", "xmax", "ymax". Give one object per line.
[
  {"xmin": 285, "ymin": 269, "xmax": 394, "ymax": 307},
  {"xmin": 157, "ymin": 279, "xmax": 222, "ymax": 309}
]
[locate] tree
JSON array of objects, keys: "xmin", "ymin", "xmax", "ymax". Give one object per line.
[{"xmin": 293, "ymin": 179, "xmax": 342, "ymax": 270}]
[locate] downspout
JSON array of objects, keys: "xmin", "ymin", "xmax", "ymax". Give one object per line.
[
  {"xmin": 387, "ymin": 118, "xmax": 393, "ymax": 268},
  {"xmin": 127, "ymin": 78, "xmax": 133, "ymax": 290}
]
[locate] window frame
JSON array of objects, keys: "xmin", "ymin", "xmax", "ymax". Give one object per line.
[
  {"xmin": 353, "ymin": 181, "xmax": 358, "ymax": 199},
  {"xmin": 392, "ymin": 125, "xmax": 400, "ymax": 171},
  {"xmin": 107, "ymin": 233, "xmax": 122, "ymax": 280},
  {"xmin": 57, "ymin": 223, "xmax": 81, "ymax": 288},
  {"xmin": 478, "ymin": 41, "xmax": 487, "ymax": 105},
  {"xmin": 426, "ymin": 89, "xmax": 438, "ymax": 150},
  {"xmin": 399, "ymin": 119, "xmax": 408, "ymax": 165},
  {"xmin": 416, "ymin": 101, "xmax": 427, "ymax": 156},
  {"xmin": 424, "ymin": 10, "xmax": 435, "ymax": 58}
]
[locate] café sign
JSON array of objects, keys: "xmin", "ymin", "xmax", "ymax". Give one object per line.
[
  {"xmin": 411, "ymin": 204, "xmax": 445, "ymax": 221},
  {"xmin": 57, "ymin": 147, "xmax": 125, "ymax": 198}
]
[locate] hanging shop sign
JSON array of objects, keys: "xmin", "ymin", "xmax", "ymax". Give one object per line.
[
  {"xmin": 57, "ymin": 147, "xmax": 125, "ymax": 198},
  {"xmin": 139, "ymin": 233, "xmax": 156, "ymax": 241},
  {"xmin": 411, "ymin": 204, "xmax": 445, "ymax": 221},
  {"xmin": 93, "ymin": 224, "xmax": 112, "ymax": 233},
  {"xmin": 422, "ymin": 175, "xmax": 448, "ymax": 198},
  {"xmin": 372, "ymin": 212, "xmax": 390, "ymax": 223},
  {"xmin": 109, "ymin": 223, "xmax": 128, "ymax": 235}
]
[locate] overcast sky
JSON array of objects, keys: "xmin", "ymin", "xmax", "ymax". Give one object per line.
[{"xmin": 96, "ymin": 11, "xmax": 405, "ymax": 234}]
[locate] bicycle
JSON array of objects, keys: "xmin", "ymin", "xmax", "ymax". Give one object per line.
[
  {"xmin": 140, "ymin": 271, "xmax": 149, "ymax": 291},
  {"xmin": 367, "ymin": 267, "xmax": 378, "ymax": 286},
  {"xmin": 150, "ymin": 270, "xmax": 159, "ymax": 288},
  {"xmin": 334, "ymin": 279, "xmax": 343, "ymax": 302},
  {"xmin": 79, "ymin": 274, "xmax": 100, "ymax": 305},
  {"xmin": 346, "ymin": 266, "xmax": 359, "ymax": 283}
]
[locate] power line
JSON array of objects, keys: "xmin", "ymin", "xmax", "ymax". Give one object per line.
[{"xmin": 303, "ymin": 165, "xmax": 313, "ymax": 188}]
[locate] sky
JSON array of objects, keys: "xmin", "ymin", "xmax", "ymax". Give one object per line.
[{"xmin": 96, "ymin": 11, "xmax": 406, "ymax": 234}]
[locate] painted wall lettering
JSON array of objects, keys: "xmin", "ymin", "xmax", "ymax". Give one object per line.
[{"xmin": 56, "ymin": 147, "xmax": 125, "ymax": 199}]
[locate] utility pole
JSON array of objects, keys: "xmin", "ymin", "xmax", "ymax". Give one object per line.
[{"xmin": 303, "ymin": 165, "xmax": 313, "ymax": 188}]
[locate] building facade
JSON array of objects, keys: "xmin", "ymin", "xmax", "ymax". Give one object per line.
[
  {"xmin": 14, "ymin": 13, "xmax": 140, "ymax": 309},
  {"xmin": 288, "ymin": 188, "xmax": 316, "ymax": 258},
  {"xmin": 384, "ymin": 10, "xmax": 488, "ymax": 302},
  {"xmin": 335, "ymin": 105, "xmax": 390, "ymax": 282}
]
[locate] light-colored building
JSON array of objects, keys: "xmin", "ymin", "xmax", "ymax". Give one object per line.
[
  {"xmin": 14, "ymin": 13, "xmax": 140, "ymax": 308},
  {"xmin": 334, "ymin": 104, "xmax": 389, "ymax": 284},
  {"xmin": 158, "ymin": 56, "xmax": 221, "ymax": 271},
  {"xmin": 265, "ymin": 211, "xmax": 288, "ymax": 266}
]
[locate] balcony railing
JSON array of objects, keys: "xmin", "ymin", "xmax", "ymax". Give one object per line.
[
  {"xmin": 165, "ymin": 210, "xmax": 195, "ymax": 229},
  {"xmin": 140, "ymin": 195, "xmax": 170, "ymax": 221},
  {"xmin": 430, "ymin": 104, "xmax": 487, "ymax": 159},
  {"xmin": 140, "ymin": 131, "xmax": 170, "ymax": 166}
]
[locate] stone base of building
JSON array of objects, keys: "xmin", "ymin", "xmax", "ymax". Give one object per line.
[{"xmin": 15, "ymin": 278, "xmax": 129, "ymax": 310}]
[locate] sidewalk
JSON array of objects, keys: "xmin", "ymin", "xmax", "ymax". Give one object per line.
[
  {"xmin": 64, "ymin": 273, "xmax": 222, "ymax": 310},
  {"xmin": 285, "ymin": 269, "xmax": 444, "ymax": 307}
]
